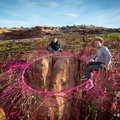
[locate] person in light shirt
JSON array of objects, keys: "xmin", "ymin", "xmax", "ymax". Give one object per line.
[{"xmin": 82, "ymin": 37, "xmax": 112, "ymax": 81}]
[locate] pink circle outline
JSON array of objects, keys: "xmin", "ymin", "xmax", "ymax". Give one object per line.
[{"xmin": 20, "ymin": 52, "xmax": 96, "ymax": 95}]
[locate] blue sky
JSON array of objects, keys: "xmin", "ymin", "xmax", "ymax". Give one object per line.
[{"xmin": 0, "ymin": 0, "xmax": 120, "ymax": 28}]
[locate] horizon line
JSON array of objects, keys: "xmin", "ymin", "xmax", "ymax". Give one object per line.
[{"xmin": 0, "ymin": 24, "xmax": 120, "ymax": 29}]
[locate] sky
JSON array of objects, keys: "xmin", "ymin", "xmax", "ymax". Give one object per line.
[{"xmin": 0, "ymin": 0, "xmax": 120, "ymax": 28}]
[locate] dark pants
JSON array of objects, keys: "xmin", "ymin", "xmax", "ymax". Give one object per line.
[
  {"xmin": 50, "ymin": 45, "xmax": 62, "ymax": 53},
  {"xmin": 84, "ymin": 61, "xmax": 103, "ymax": 79}
]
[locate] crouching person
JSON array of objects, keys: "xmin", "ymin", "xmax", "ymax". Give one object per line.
[{"xmin": 82, "ymin": 37, "xmax": 112, "ymax": 81}]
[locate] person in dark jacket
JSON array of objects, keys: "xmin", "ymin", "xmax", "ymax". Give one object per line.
[{"xmin": 47, "ymin": 38, "xmax": 63, "ymax": 53}]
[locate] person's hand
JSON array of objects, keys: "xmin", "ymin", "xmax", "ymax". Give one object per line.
[
  {"xmin": 89, "ymin": 58, "xmax": 94, "ymax": 62},
  {"xmin": 86, "ymin": 61, "xmax": 90, "ymax": 65},
  {"xmin": 86, "ymin": 59, "xmax": 94, "ymax": 65},
  {"xmin": 60, "ymin": 48, "xmax": 63, "ymax": 51},
  {"xmin": 101, "ymin": 64, "xmax": 107, "ymax": 68}
]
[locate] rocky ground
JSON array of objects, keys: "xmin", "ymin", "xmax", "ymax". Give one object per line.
[
  {"xmin": 0, "ymin": 26, "xmax": 120, "ymax": 120},
  {"xmin": 0, "ymin": 25, "xmax": 120, "ymax": 40}
]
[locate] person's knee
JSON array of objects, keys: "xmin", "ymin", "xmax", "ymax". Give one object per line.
[
  {"xmin": 86, "ymin": 66, "xmax": 92, "ymax": 71},
  {"xmin": 50, "ymin": 48, "xmax": 55, "ymax": 52},
  {"xmin": 87, "ymin": 65, "xmax": 99, "ymax": 71}
]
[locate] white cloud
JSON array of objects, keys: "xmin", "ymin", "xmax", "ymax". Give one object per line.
[
  {"xmin": 64, "ymin": 13, "xmax": 80, "ymax": 17},
  {"xmin": 46, "ymin": 1, "xmax": 60, "ymax": 7},
  {"xmin": 22, "ymin": 1, "xmax": 60, "ymax": 8},
  {"xmin": 90, "ymin": 9, "xmax": 120, "ymax": 23},
  {"xmin": 73, "ymin": 8, "xmax": 120, "ymax": 28}
]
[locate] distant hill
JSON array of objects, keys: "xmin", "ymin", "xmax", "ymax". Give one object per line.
[{"xmin": 0, "ymin": 25, "xmax": 120, "ymax": 40}]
